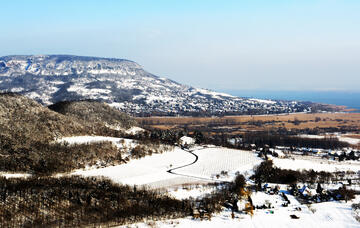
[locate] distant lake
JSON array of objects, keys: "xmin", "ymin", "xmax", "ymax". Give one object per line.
[{"xmin": 224, "ymin": 90, "xmax": 360, "ymax": 113}]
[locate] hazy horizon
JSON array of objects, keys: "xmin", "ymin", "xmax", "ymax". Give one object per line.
[{"xmin": 1, "ymin": 0, "xmax": 359, "ymax": 92}]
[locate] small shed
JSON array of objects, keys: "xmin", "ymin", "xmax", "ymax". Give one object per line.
[{"xmin": 179, "ymin": 136, "xmax": 195, "ymax": 146}]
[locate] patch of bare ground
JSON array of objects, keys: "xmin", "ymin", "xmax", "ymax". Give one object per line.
[{"xmin": 346, "ymin": 134, "xmax": 360, "ymax": 139}]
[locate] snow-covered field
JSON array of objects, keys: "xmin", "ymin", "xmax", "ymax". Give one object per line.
[
  {"xmin": 70, "ymin": 145, "xmax": 261, "ymax": 189},
  {"xmin": 57, "ymin": 135, "xmax": 138, "ymax": 158},
  {"xmin": 299, "ymin": 134, "xmax": 360, "ymax": 145},
  {"xmin": 167, "ymin": 186, "xmax": 215, "ymax": 200},
  {"xmin": 57, "ymin": 135, "xmax": 135, "ymax": 148},
  {"xmin": 339, "ymin": 136, "xmax": 360, "ymax": 146},
  {"xmin": 72, "ymin": 147, "xmax": 198, "ymax": 188},
  {"xmin": 175, "ymin": 147, "xmax": 261, "ymax": 182},
  {"xmin": 272, "ymin": 155, "xmax": 360, "ymax": 172},
  {"xmin": 0, "ymin": 172, "xmax": 31, "ymax": 179}
]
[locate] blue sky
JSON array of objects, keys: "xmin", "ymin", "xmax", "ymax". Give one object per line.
[{"xmin": 1, "ymin": 0, "xmax": 359, "ymax": 92}]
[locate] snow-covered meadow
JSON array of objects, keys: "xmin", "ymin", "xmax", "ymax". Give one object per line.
[
  {"xmin": 53, "ymin": 135, "xmax": 263, "ymax": 189},
  {"xmin": 0, "ymin": 172, "xmax": 31, "ymax": 179},
  {"xmin": 71, "ymin": 145, "xmax": 261, "ymax": 189},
  {"xmin": 57, "ymin": 135, "xmax": 135, "ymax": 148},
  {"xmin": 72, "ymin": 147, "xmax": 197, "ymax": 188},
  {"xmin": 272, "ymin": 155, "xmax": 360, "ymax": 172},
  {"xmin": 299, "ymin": 134, "xmax": 360, "ymax": 146},
  {"xmin": 174, "ymin": 147, "xmax": 261, "ymax": 182}
]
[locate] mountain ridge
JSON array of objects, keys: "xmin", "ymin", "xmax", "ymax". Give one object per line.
[
  {"xmin": 0, "ymin": 54, "xmax": 142, "ymax": 77},
  {"xmin": 0, "ymin": 54, "xmax": 333, "ymax": 115}
]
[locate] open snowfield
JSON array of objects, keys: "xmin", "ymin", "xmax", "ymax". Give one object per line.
[
  {"xmin": 272, "ymin": 155, "xmax": 360, "ymax": 172},
  {"xmin": 299, "ymin": 134, "xmax": 360, "ymax": 145},
  {"xmin": 339, "ymin": 136, "xmax": 360, "ymax": 146},
  {"xmin": 174, "ymin": 147, "xmax": 261, "ymax": 182},
  {"xmin": 0, "ymin": 172, "xmax": 31, "ymax": 179},
  {"xmin": 72, "ymin": 147, "xmax": 200, "ymax": 188},
  {"xmin": 71, "ymin": 146, "xmax": 261, "ymax": 189},
  {"xmin": 167, "ymin": 186, "xmax": 216, "ymax": 200},
  {"xmin": 57, "ymin": 136, "xmax": 135, "ymax": 148}
]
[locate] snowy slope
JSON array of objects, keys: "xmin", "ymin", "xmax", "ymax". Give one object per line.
[{"xmin": 0, "ymin": 55, "xmax": 315, "ymax": 115}]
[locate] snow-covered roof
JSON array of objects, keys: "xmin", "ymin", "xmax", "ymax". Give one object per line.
[{"xmin": 179, "ymin": 136, "xmax": 196, "ymax": 145}]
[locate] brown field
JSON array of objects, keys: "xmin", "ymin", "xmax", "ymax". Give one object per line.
[
  {"xmin": 347, "ymin": 134, "xmax": 360, "ymax": 139},
  {"xmin": 136, "ymin": 112, "xmax": 360, "ymax": 133}
]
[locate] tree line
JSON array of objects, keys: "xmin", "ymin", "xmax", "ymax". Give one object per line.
[
  {"xmin": 0, "ymin": 176, "xmax": 192, "ymax": 227},
  {"xmin": 252, "ymin": 160, "xmax": 355, "ymax": 187},
  {"xmin": 0, "ymin": 174, "xmax": 248, "ymax": 227},
  {"xmin": 186, "ymin": 130, "xmax": 349, "ymax": 150},
  {"xmin": 241, "ymin": 132, "xmax": 349, "ymax": 149}
]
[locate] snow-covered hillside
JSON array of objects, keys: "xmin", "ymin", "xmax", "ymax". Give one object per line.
[{"xmin": 0, "ymin": 55, "xmax": 318, "ymax": 115}]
